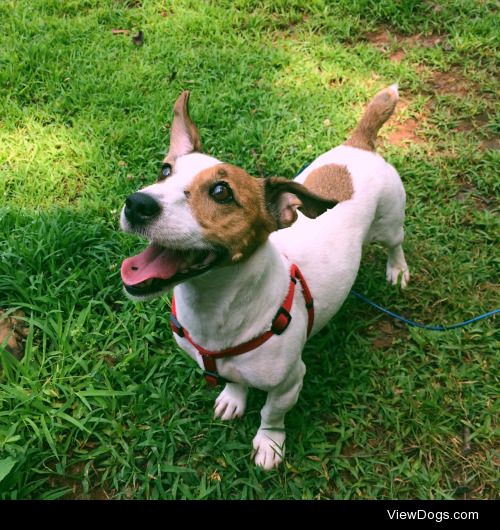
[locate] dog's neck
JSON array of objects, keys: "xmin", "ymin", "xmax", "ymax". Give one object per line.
[{"xmin": 173, "ymin": 239, "xmax": 290, "ymax": 350}]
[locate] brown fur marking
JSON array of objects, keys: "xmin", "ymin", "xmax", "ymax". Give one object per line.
[
  {"xmin": 304, "ymin": 164, "xmax": 353, "ymax": 202},
  {"xmin": 187, "ymin": 165, "xmax": 337, "ymax": 263},
  {"xmin": 187, "ymin": 164, "xmax": 276, "ymax": 263},
  {"xmin": 345, "ymin": 86, "xmax": 398, "ymax": 152}
]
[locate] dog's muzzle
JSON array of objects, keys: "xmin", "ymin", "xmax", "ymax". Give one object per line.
[{"xmin": 124, "ymin": 192, "xmax": 162, "ymax": 226}]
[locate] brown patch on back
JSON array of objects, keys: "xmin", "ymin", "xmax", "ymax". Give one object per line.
[
  {"xmin": 304, "ymin": 164, "xmax": 353, "ymax": 202},
  {"xmin": 345, "ymin": 86, "xmax": 398, "ymax": 152}
]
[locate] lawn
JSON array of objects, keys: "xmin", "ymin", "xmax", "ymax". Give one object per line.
[{"xmin": 0, "ymin": 0, "xmax": 498, "ymax": 499}]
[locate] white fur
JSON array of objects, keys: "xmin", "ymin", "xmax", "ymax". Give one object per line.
[
  {"xmin": 120, "ymin": 153, "xmax": 220, "ymax": 249},
  {"xmin": 169, "ymin": 144, "xmax": 409, "ymax": 469},
  {"xmin": 123, "ymin": 87, "xmax": 410, "ymax": 470}
]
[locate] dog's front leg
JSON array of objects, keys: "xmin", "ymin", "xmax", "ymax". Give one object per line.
[
  {"xmin": 214, "ymin": 382, "xmax": 248, "ymax": 420},
  {"xmin": 252, "ymin": 361, "xmax": 306, "ymax": 470}
]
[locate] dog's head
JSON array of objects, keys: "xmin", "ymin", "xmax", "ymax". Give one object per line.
[{"xmin": 120, "ymin": 91, "xmax": 336, "ymax": 300}]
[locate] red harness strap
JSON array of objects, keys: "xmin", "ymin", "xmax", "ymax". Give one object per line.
[{"xmin": 169, "ymin": 263, "xmax": 314, "ymax": 387}]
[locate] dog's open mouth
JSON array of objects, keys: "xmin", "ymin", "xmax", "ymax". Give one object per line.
[{"xmin": 121, "ymin": 243, "xmax": 219, "ymax": 296}]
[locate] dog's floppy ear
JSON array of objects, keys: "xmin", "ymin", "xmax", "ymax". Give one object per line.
[
  {"xmin": 264, "ymin": 177, "xmax": 337, "ymax": 229},
  {"xmin": 165, "ymin": 91, "xmax": 202, "ymax": 163}
]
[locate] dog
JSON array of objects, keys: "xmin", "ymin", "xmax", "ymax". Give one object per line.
[{"xmin": 120, "ymin": 85, "xmax": 410, "ymax": 469}]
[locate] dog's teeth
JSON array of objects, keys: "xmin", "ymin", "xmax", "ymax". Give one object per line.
[{"xmin": 203, "ymin": 253, "xmax": 216, "ymax": 266}]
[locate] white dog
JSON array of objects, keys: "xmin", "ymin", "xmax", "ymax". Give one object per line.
[{"xmin": 120, "ymin": 85, "xmax": 410, "ymax": 469}]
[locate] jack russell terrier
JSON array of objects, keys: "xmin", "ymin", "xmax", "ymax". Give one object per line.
[{"xmin": 120, "ymin": 85, "xmax": 410, "ymax": 470}]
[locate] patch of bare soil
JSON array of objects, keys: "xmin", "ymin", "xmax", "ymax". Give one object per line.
[
  {"xmin": 0, "ymin": 310, "xmax": 28, "ymax": 360},
  {"xmin": 425, "ymin": 72, "xmax": 498, "ymax": 149},
  {"xmin": 454, "ymin": 179, "xmax": 496, "ymax": 212},
  {"xmin": 387, "ymin": 117, "xmax": 422, "ymax": 146},
  {"xmin": 48, "ymin": 462, "xmax": 115, "ymax": 500},
  {"xmin": 480, "ymin": 137, "xmax": 500, "ymax": 150},
  {"xmin": 455, "ymin": 111, "xmax": 490, "ymax": 132},
  {"xmin": 382, "ymin": 99, "xmax": 428, "ymax": 148},
  {"xmin": 369, "ymin": 319, "xmax": 408, "ymax": 350},
  {"xmin": 429, "ymin": 70, "xmax": 470, "ymax": 97},
  {"xmin": 365, "ymin": 28, "xmax": 445, "ymax": 63},
  {"xmin": 453, "ymin": 111, "xmax": 498, "ymax": 150},
  {"xmin": 365, "ymin": 27, "xmax": 497, "ymax": 151},
  {"xmin": 389, "ymin": 49, "xmax": 406, "ymax": 63}
]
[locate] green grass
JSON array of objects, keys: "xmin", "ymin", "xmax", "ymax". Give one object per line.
[{"xmin": 0, "ymin": 0, "xmax": 498, "ymax": 499}]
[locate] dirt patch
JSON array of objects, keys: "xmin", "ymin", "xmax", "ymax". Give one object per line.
[
  {"xmin": 464, "ymin": 111, "xmax": 489, "ymax": 129},
  {"xmin": 341, "ymin": 442, "xmax": 365, "ymax": 457},
  {"xmin": 429, "ymin": 70, "xmax": 470, "ymax": 97},
  {"xmin": 48, "ymin": 461, "xmax": 115, "ymax": 500},
  {"xmin": 365, "ymin": 28, "xmax": 445, "ymax": 62},
  {"xmin": 387, "ymin": 117, "xmax": 422, "ymax": 146},
  {"xmin": 480, "ymin": 137, "xmax": 500, "ymax": 150},
  {"xmin": 369, "ymin": 318, "xmax": 408, "ymax": 350},
  {"xmin": 381, "ymin": 99, "xmax": 427, "ymax": 147},
  {"xmin": 270, "ymin": 12, "xmax": 309, "ymax": 33},
  {"xmin": 455, "ymin": 111, "xmax": 499, "ymax": 151},
  {"xmin": 389, "ymin": 49, "xmax": 406, "ymax": 63},
  {"xmin": 366, "ymin": 29, "xmax": 393, "ymax": 47},
  {"xmin": 0, "ymin": 310, "xmax": 28, "ymax": 360},
  {"xmin": 454, "ymin": 180, "xmax": 496, "ymax": 212},
  {"xmin": 424, "ymin": 71, "xmax": 498, "ymax": 149},
  {"xmin": 455, "ymin": 111, "xmax": 494, "ymax": 138}
]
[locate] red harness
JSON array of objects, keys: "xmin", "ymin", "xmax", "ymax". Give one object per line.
[{"xmin": 169, "ymin": 263, "xmax": 314, "ymax": 387}]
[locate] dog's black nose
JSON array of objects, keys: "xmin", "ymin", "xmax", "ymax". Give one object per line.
[{"xmin": 124, "ymin": 192, "xmax": 161, "ymax": 225}]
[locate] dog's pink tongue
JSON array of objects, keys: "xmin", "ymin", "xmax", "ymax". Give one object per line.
[{"xmin": 121, "ymin": 244, "xmax": 181, "ymax": 286}]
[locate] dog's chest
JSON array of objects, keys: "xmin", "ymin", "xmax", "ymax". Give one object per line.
[{"xmin": 173, "ymin": 299, "xmax": 308, "ymax": 390}]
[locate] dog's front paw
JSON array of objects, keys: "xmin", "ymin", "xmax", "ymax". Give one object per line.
[
  {"xmin": 386, "ymin": 263, "xmax": 410, "ymax": 289},
  {"xmin": 252, "ymin": 429, "xmax": 286, "ymax": 470},
  {"xmin": 214, "ymin": 383, "xmax": 248, "ymax": 421}
]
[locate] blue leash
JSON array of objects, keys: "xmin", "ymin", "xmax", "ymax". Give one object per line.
[
  {"xmin": 295, "ymin": 165, "xmax": 498, "ymax": 331},
  {"xmin": 350, "ymin": 290, "xmax": 499, "ymax": 331}
]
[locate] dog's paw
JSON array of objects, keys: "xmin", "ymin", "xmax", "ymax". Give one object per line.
[
  {"xmin": 386, "ymin": 263, "xmax": 410, "ymax": 289},
  {"xmin": 214, "ymin": 383, "xmax": 247, "ymax": 421},
  {"xmin": 252, "ymin": 429, "xmax": 286, "ymax": 470}
]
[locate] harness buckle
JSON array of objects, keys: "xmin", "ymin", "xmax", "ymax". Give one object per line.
[
  {"xmin": 203, "ymin": 370, "xmax": 226, "ymax": 387},
  {"xmin": 169, "ymin": 314, "xmax": 184, "ymax": 337},
  {"xmin": 271, "ymin": 306, "xmax": 292, "ymax": 335}
]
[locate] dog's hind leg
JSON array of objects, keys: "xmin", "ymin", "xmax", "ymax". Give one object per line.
[
  {"xmin": 381, "ymin": 226, "xmax": 410, "ymax": 289},
  {"xmin": 214, "ymin": 382, "xmax": 248, "ymax": 421},
  {"xmin": 386, "ymin": 243, "xmax": 410, "ymax": 288}
]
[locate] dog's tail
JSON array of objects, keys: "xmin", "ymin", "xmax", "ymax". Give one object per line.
[{"xmin": 344, "ymin": 84, "xmax": 398, "ymax": 152}]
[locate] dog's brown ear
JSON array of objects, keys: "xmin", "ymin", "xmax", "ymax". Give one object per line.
[
  {"xmin": 264, "ymin": 177, "xmax": 337, "ymax": 229},
  {"xmin": 165, "ymin": 91, "xmax": 202, "ymax": 163}
]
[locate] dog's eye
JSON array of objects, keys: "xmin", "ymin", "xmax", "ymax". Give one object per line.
[
  {"xmin": 210, "ymin": 182, "xmax": 234, "ymax": 204},
  {"xmin": 158, "ymin": 163, "xmax": 172, "ymax": 181}
]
